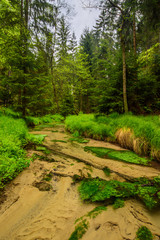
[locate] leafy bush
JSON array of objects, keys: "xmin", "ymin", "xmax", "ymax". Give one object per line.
[
  {"xmin": 136, "ymin": 226, "xmax": 153, "ymax": 240},
  {"xmin": 0, "ymin": 108, "xmax": 22, "ymax": 118},
  {"xmin": 0, "ymin": 116, "xmax": 30, "ymax": 187}
]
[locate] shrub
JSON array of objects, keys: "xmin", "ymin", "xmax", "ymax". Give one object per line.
[{"xmin": 0, "ymin": 116, "xmax": 30, "ymax": 187}]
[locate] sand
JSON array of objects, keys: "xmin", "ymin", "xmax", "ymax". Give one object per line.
[{"xmin": 0, "ymin": 124, "xmax": 159, "ymax": 240}]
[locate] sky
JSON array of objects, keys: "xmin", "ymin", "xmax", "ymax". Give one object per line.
[{"xmin": 67, "ymin": 0, "xmax": 100, "ymax": 41}]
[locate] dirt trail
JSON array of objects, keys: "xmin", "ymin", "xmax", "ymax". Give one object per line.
[{"xmin": 0, "ymin": 124, "xmax": 160, "ymax": 240}]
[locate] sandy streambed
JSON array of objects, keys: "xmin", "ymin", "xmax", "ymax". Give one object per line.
[{"xmin": 0, "ymin": 124, "xmax": 160, "ymax": 240}]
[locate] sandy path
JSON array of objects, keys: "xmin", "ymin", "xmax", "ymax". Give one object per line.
[{"xmin": 0, "ymin": 124, "xmax": 160, "ymax": 240}]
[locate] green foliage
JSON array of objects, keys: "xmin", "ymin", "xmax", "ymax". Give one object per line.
[
  {"xmin": 136, "ymin": 226, "xmax": 153, "ymax": 240},
  {"xmin": 113, "ymin": 198, "xmax": 125, "ymax": 209},
  {"xmin": 25, "ymin": 114, "xmax": 64, "ymax": 127},
  {"xmin": 103, "ymin": 167, "xmax": 111, "ymax": 176},
  {"xmin": 0, "ymin": 108, "xmax": 22, "ymax": 118},
  {"xmin": 86, "ymin": 206, "xmax": 107, "ymax": 219},
  {"xmin": 78, "ymin": 178, "xmax": 160, "ymax": 210},
  {"xmin": 65, "ymin": 113, "xmax": 160, "ymax": 161},
  {"xmin": 69, "ymin": 205, "xmax": 107, "ymax": 240},
  {"xmin": 0, "ymin": 115, "xmax": 30, "ymax": 187},
  {"xmin": 84, "ymin": 147, "xmax": 150, "ymax": 165},
  {"xmin": 51, "ymin": 140, "xmax": 67, "ymax": 143},
  {"xmin": 27, "ymin": 134, "xmax": 47, "ymax": 145},
  {"xmin": 43, "ymin": 173, "xmax": 52, "ymax": 182},
  {"xmin": 69, "ymin": 219, "xmax": 89, "ymax": 240}
]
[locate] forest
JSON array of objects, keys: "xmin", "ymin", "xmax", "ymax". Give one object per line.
[
  {"xmin": 1, "ymin": 0, "xmax": 160, "ymax": 116},
  {"xmin": 0, "ymin": 1, "xmax": 160, "ymax": 240}
]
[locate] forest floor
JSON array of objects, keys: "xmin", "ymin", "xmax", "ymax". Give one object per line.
[{"xmin": 0, "ymin": 124, "xmax": 160, "ymax": 240}]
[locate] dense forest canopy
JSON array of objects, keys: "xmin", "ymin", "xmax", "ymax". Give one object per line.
[{"xmin": 0, "ymin": 0, "xmax": 160, "ymax": 116}]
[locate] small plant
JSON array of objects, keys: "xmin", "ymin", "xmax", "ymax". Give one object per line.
[
  {"xmin": 103, "ymin": 167, "xmax": 111, "ymax": 176},
  {"xmin": 27, "ymin": 134, "xmax": 47, "ymax": 145},
  {"xmin": 43, "ymin": 173, "xmax": 52, "ymax": 181},
  {"xmin": 51, "ymin": 139, "xmax": 67, "ymax": 143},
  {"xmin": 136, "ymin": 226, "xmax": 153, "ymax": 240},
  {"xmin": 113, "ymin": 198, "xmax": 125, "ymax": 209},
  {"xmin": 86, "ymin": 206, "xmax": 107, "ymax": 219},
  {"xmin": 69, "ymin": 219, "xmax": 89, "ymax": 240}
]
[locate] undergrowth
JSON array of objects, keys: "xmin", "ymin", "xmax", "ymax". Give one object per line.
[
  {"xmin": 0, "ymin": 108, "xmax": 52, "ymax": 189},
  {"xmin": 25, "ymin": 114, "xmax": 64, "ymax": 127},
  {"xmin": 0, "ymin": 116, "xmax": 29, "ymax": 188},
  {"xmin": 69, "ymin": 131, "xmax": 89, "ymax": 144},
  {"xmin": 84, "ymin": 146, "xmax": 150, "ymax": 165},
  {"xmin": 65, "ymin": 113, "xmax": 160, "ymax": 161}
]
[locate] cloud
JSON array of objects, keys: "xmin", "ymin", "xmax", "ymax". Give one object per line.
[{"xmin": 67, "ymin": 0, "xmax": 100, "ymax": 40}]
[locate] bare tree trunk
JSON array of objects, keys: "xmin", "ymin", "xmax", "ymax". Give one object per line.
[
  {"xmin": 22, "ymin": 0, "xmax": 29, "ymax": 116},
  {"xmin": 80, "ymin": 79, "xmax": 83, "ymax": 112},
  {"xmin": 121, "ymin": 35, "xmax": 128, "ymax": 113},
  {"xmin": 133, "ymin": 12, "xmax": 136, "ymax": 56},
  {"xmin": 51, "ymin": 63, "xmax": 59, "ymax": 112}
]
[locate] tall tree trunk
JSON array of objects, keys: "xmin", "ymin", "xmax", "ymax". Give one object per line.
[
  {"xmin": 22, "ymin": 0, "xmax": 29, "ymax": 116},
  {"xmin": 133, "ymin": 12, "xmax": 136, "ymax": 56},
  {"xmin": 121, "ymin": 34, "xmax": 128, "ymax": 113},
  {"xmin": 80, "ymin": 79, "xmax": 83, "ymax": 112},
  {"xmin": 51, "ymin": 63, "xmax": 59, "ymax": 112}
]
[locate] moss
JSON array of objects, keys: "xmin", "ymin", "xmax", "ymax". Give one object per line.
[
  {"xmin": 113, "ymin": 198, "xmax": 125, "ymax": 209},
  {"xmin": 136, "ymin": 226, "xmax": 153, "ymax": 240},
  {"xmin": 69, "ymin": 219, "xmax": 89, "ymax": 240},
  {"xmin": 69, "ymin": 206, "xmax": 107, "ymax": 240},
  {"xmin": 34, "ymin": 154, "xmax": 56, "ymax": 162},
  {"xmin": 69, "ymin": 137, "xmax": 89, "ymax": 143},
  {"xmin": 43, "ymin": 173, "xmax": 52, "ymax": 181},
  {"xmin": 84, "ymin": 146, "xmax": 150, "ymax": 166},
  {"xmin": 51, "ymin": 139, "xmax": 67, "ymax": 143},
  {"xmin": 103, "ymin": 167, "xmax": 111, "ymax": 176},
  {"xmin": 86, "ymin": 206, "xmax": 107, "ymax": 218},
  {"xmin": 36, "ymin": 146, "xmax": 47, "ymax": 151},
  {"xmin": 78, "ymin": 178, "xmax": 160, "ymax": 210}
]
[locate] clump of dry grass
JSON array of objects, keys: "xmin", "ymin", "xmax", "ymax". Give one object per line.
[{"xmin": 116, "ymin": 128, "xmax": 150, "ymax": 156}]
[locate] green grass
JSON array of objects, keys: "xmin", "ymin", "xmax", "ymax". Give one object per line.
[
  {"xmin": 0, "ymin": 109, "xmax": 63, "ymax": 188},
  {"xmin": 84, "ymin": 146, "xmax": 150, "ymax": 165},
  {"xmin": 25, "ymin": 114, "xmax": 64, "ymax": 127},
  {"xmin": 65, "ymin": 113, "xmax": 160, "ymax": 161},
  {"xmin": 78, "ymin": 177, "xmax": 160, "ymax": 210},
  {"xmin": 0, "ymin": 116, "xmax": 30, "ymax": 188}
]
